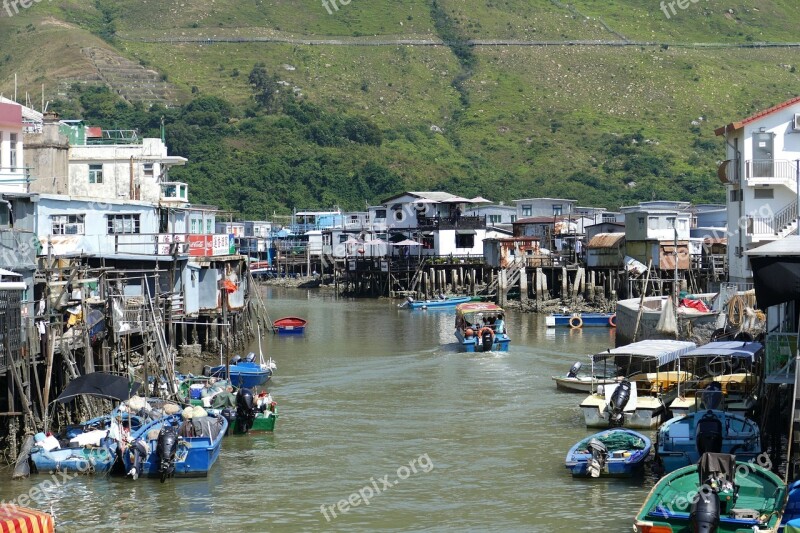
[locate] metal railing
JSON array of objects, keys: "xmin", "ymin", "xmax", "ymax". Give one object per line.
[
  {"xmin": 773, "ymin": 202, "xmax": 798, "ymax": 235},
  {"xmin": 417, "ymin": 216, "xmax": 486, "ymax": 230},
  {"xmin": 765, "ymin": 333, "xmax": 797, "ymax": 379},
  {"xmin": 746, "ymin": 159, "xmax": 796, "ymax": 181}
]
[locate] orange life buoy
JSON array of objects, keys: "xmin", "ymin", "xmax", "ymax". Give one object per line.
[
  {"xmin": 569, "ymin": 315, "xmax": 583, "ymax": 329},
  {"xmin": 478, "ymin": 327, "xmax": 494, "ymax": 339},
  {"xmin": 608, "ymin": 314, "xmax": 617, "ymax": 327}
]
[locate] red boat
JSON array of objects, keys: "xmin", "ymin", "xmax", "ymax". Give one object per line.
[{"xmin": 273, "ymin": 316, "xmax": 307, "ymax": 334}]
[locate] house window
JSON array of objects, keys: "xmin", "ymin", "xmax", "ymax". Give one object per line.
[
  {"xmin": 666, "ymin": 217, "xmax": 676, "ymax": 228},
  {"xmin": 206, "ymin": 219, "xmax": 212, "ymax": 234},
  {"xmin": 510, "ymin": 215, "xmax": 516, "ymax": 223},
  {"xmin": 754, "ymin": 188, "xmax": 774, "ymax": 199},
  {"xmin": 455, "ymin": 233, "xmax": 475, "ymax": 248},
  {"xmin": 602, "ymin": 214, "xmax": 616, "ymax": 222},
  {"xmin": 51, "ymin": 214, "xmax": 85, "ymax": 235},
  {"xmin": 191, "ymin": 219, "xmax": 198, "ymax": 234},
  {"xmin": 107, "ymin": 214, "xmax": 140, "ymax": 234},
  {"xmin": 678, "ymin": 219, "xmax": 688, "ymax": 231},
  {"xmin": 648, "ymin": 216, "xmax": 658, "ymax": 230},
  {"xmin": 9, "ymin": 133, "xmax": 17, "ymax": 169},
  {"xmin": 729, "ymin": 189, "xmax": 743, "ymax": 202},
  {"xmin": 89, "ymin": 164, "xmax": 103, "ymax": 184},
  {"xmin": 489, "ymin": 214, "xmax": 501, "ymax": 224},
  {"xmin": 638, "ymin": 216, "xmax": 645, "ymax": 230},
  {"xmin": 143, "ymin": 163, "xmax": 154, "ymax": 177},
  {"xmin": 0, "ymin": 203, "xmax": 10, "ymax": 226},
  {"xmin": 552, "ymin": 204, "xmax": 562, "ymax": 216},
  {"xmin": 375, "ymin": 209, "xmax": 386, "ymax": 219},
  {"xmin": 521, "ymin": 204, "xmax": 532, "ymax": 217}
]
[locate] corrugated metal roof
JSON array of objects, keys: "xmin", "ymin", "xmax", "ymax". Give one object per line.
[{"xmin": 587, "ymin": 233, "xmax": 625, "ymax": 249}]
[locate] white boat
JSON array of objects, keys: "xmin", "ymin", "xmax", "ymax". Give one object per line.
[
  {"xmin": 667, "ymin": 340, "xmax": 762, "ymax": 417},
  {"xmin": 579, "ymin": 340, "xmax": 696, "ymax": 429},
  {"xmin": 551, "ymin": 360, "xmax": 616, "ymax": 393}
]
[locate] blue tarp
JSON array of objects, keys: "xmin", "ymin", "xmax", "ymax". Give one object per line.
[{"xmin": 602, "ymin": 340, "xmax": 697, "ymax": 367}]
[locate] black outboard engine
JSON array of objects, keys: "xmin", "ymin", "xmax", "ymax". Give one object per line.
[
  {"xmin": 567, "ymin": 361, "xmax": 582, "ymax": 378},
  {"xmin": 608, "ymin": 378, "xmax": 632, "ymax": 427},
  {"xmin": 229, "ymin": 354, "xmax": 242, "ymax": 366},
  {"xmin": 156, "ymin": 425, "xmax": 179, "ymax": 483},
  {"xmin": 587, "ymin": 438, "xmax": 608, "ymax": 478},
  {"xmin": 696, "ymin": 411, "xmax": 723, "ymax": 455},
  {"xmin": 690, "ymin": 485, "xmax": 721, "ymax": 533},
  {"xmin": 244, "ymin": 352, "xmax": 256, "ymax": 363},
  {"xmin": 701, "ymin": 381, "xmax": 723, "ymax": 411},
  {"xmin": 480, "ymin": 329, "xmax": 494, "ymax": 352},
  {"xmin": 236, "ymin": 388, "xmax": 257, "ymax": 434}
]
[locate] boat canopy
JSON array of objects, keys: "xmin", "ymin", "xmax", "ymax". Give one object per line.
[
  {"xmin": 599, "ymin": 340, "xmax": 697, "ymax": 368},
  {"xmin": 680, "ymin": 341, "xmax": 763, "ymax": 364},
  {"xmin": 56, "ymin": 372, "xmax": 142, "ymax": 403},
  {"xmin": 455, "ymin": 302, "xmax": 504, "ymax": 316}
]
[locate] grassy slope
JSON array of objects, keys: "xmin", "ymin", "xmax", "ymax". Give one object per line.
[{"xmin": 2, "ymin": 0, "xmax": 800, "ymax": 211}]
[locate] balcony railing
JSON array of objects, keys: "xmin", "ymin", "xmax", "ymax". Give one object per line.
[
  {"xmin": 747, "ymin": 202, "xmax": 798, "ymax": 237},
  {"xmin": 746, "ymin": 159, "xmax": 796, "ymax": 183}
]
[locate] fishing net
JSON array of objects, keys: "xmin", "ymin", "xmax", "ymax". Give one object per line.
[
  {"xmin": 656, "ymin": 297, "xmax": 678, "ymax": 335},
  {"xmin": 576, "ymin": 431, "xmax": 646, "ymax": 452}
]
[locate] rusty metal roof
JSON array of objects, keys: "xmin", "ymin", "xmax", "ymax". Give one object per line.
[{"xmin": 587, "ymin": 233, "xmax": 625, "ymax": 249}]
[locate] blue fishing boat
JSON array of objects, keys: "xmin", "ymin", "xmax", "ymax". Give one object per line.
[
  {"xmin": 31, "ymin": 372, "xmax": 142, "ymax": 475},
  {"xmin": 656, "ymin": 409, "xmax": 761, "ymax": 473},
  {"xmin": 454, "ymin": 302, "xmax": 510, "ymax": 352},
  {"xmin": 206, "ymin": 329, "xmax": 276, "ymax": 389},
  {"xmin": 120, "ymin": 409, "xmax": 228, "ymax": 481},
  {"xmin": 402, "ymin": 295, "xmax": 474, "ymax": 310},
  {"xmin": 565, "ymin": 428, "xmax": 651, "ymax": 477},
  {"xmin": 546, "ymin": 312, "xmax": 616, "ymax": 328},
  {"xmin": 31, "ymin": 413, "xmax": 146, "ymax": 474}
]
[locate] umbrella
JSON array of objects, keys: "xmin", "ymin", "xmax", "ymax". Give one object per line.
[{"xmin": 392, "ymin": 239, "xmax": 422, "ymax": 246}]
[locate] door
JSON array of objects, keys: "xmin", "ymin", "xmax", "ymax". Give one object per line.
[{"xmin": 752, "ymin": 132, "xmax": 774, "ymax": 177}]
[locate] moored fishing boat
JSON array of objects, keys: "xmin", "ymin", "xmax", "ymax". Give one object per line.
[
  {"xmin": 273, "ymin": 316, "xmax": 307, "ymax": 334},
  {"xmin": 551, "ymin": 360, "xmax": 617, "ymax": 393},
  {"xmin": 453, "ymin": 302, "xmax": 510, "ymax": 352},
  {"xmin": 546, "ymin": 312, "xmax": 617, "ymax": 328},
  {"xmin": 633, "ymin": 452, "xmax": 785, "ymax": 532},
  {"xmin": 402, "ymin": 295, "xmax": 474, "ymax": 310},
  {"xmin": 656, "ymin": 408, "xmax": 762, "ymax": 474},
  {"xmin": 565, "ymin": 428, "xmax": 651, "ymax": 477},
  {"xmin": 120, "ymin": 407, "xmax": 228, "ymax": 481},
  {"xmin": 579, "ymin": 340, "xmax": 696, "ymax": 428},
  {"xmin": 31, "ymin": 372, "xmax": 142, "ymax": 475}
]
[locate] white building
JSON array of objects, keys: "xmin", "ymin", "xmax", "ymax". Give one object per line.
[
  {"xmin": 621, "ymin": 201, "xmax": 692, "ymax": 270},
  {"xmin": 715, "ymin": 96, "xmax": 800, "ymax": 284},
  {"xmin": 0, "ymin": 102, "xmax": 28, "ymax": 193},
  {"xmin": 513, "ymin": 198, "xmax": 577, "ymax": 219}
]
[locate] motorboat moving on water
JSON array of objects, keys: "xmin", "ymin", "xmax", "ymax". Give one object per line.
[{"xmin": 453, "ymin": 302, "xmax": 510, "ymax": 352}]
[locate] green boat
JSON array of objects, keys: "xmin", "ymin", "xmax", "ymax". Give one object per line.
[
  {"xmin": 633, "ymin": 452, "xmax": 785, "ymax": 533},
  {"xmin": 177, "ymin": 376, "xmax": 278, "ymax": 433},
  {"xmin": 230, "ymin": 408, "xmax": 278, "ymax": 433}
]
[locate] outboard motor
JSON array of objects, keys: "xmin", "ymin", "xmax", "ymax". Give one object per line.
[
  {"xmin": 701, "ymin": 382, "xmax": 723, "ymax": 411},
  {"xmin": 480, "ymin": 329, "xmax": 494, "ymax": 352},
  {"xmin": 696, "ymin": 411, "xmax": 723, "ymax": 455},
  {"xmin": 587, "ymin": 438, "xmax": 608, "ymax": 478},
  {"xmin": 236, "ymin": 388, "xmax": 257, "ymax": 434},
  {"xmin": 244, "ymin": 352, "xmax": 256, "ymax": 363},
  {"xmin": 608, "ymin": 378, "xmax": 632, "ymax": 427},
  {"xmin": 690, "ymin": 485, "xmax": 721, "ymax": 533},
  {"xmin": 229, "ymin": 355, "xmax": 242, "ymax": 366},
  {"xmin": 127, "ymin": 439, "xmax": 149, "ymax": 481},
  {"xmin": 156, "ymin": 425, "xmax": 179, "ymax": 483},
  {"xmin": 567, "ymin": 361, "xmax": 582, "ymax": 378}
]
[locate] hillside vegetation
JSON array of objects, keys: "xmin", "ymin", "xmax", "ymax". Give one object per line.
[{"xmin": 2, "ymin": 1, "xmax": 800, "ymax": 216}]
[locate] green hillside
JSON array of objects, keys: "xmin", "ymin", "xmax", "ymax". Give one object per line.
[{"xmin": 2, "ymin": 1, "xmax": 800, "ymax": 216}]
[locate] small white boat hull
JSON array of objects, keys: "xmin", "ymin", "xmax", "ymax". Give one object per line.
[{"xmin": 551, "ymin": 376, "xmax": 615, "ymax": 393}]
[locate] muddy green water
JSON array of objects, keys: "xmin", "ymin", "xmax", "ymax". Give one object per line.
[{"xmin": 2, "ymin": 288, "xmax": 657, "ymax": 532}]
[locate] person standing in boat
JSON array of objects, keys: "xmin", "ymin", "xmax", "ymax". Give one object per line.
[{"xmin": 494, "ymin": 314, "xmax": 505, "ymax": 335}]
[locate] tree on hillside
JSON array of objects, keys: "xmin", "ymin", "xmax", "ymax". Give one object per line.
[{"xmin": 248, "ymin": 63, "xmax": 280, "ymax": 112}]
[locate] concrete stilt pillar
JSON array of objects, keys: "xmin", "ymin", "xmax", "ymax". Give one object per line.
[
  {"xmin": 561, "ymin": 267, "xmax": 568, "ymax": 300},
  {"xmin": 470, "ymin": 269, "xmax": 476, "ymax": 295},
  {"xmin": 519, "ymin": 266, "xmax": 528, "ymax": 302}
]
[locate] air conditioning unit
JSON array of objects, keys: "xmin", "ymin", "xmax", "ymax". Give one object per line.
[{"xmin": 793, "ymin": 113, "xmax": 800, "ymax": 131}]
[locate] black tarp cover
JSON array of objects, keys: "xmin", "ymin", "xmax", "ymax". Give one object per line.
[
  {"xmin": 750, "ymin": 256, "xmax": 800, "ymax": 309},
  {"xmin": 56, "ymin": 372, "xmax": 141, "ymax": 403}
]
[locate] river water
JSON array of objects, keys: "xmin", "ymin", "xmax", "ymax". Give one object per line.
[{"xmin": 2, "ymin": 288, "xmax": 657, "ymax": 532}]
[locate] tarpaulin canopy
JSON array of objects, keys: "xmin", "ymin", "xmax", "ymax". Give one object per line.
[
  {"xmin": 748, "ymin": 255, "xmax": 800, "ymax": 308},
  {"xmin": 681, "ymin": 341, "xmax": 763, "ymax": 363},
  {"xmin": 598, "ymin": 339, "xmax": 697, "ymax": 367},
  {"xmin": 0, "ymin": 506, "xmax": 53, "ymax": 533},
  {"xmin": 56, "ymin": 372, "xmax": 141, "ymax": 403}
]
